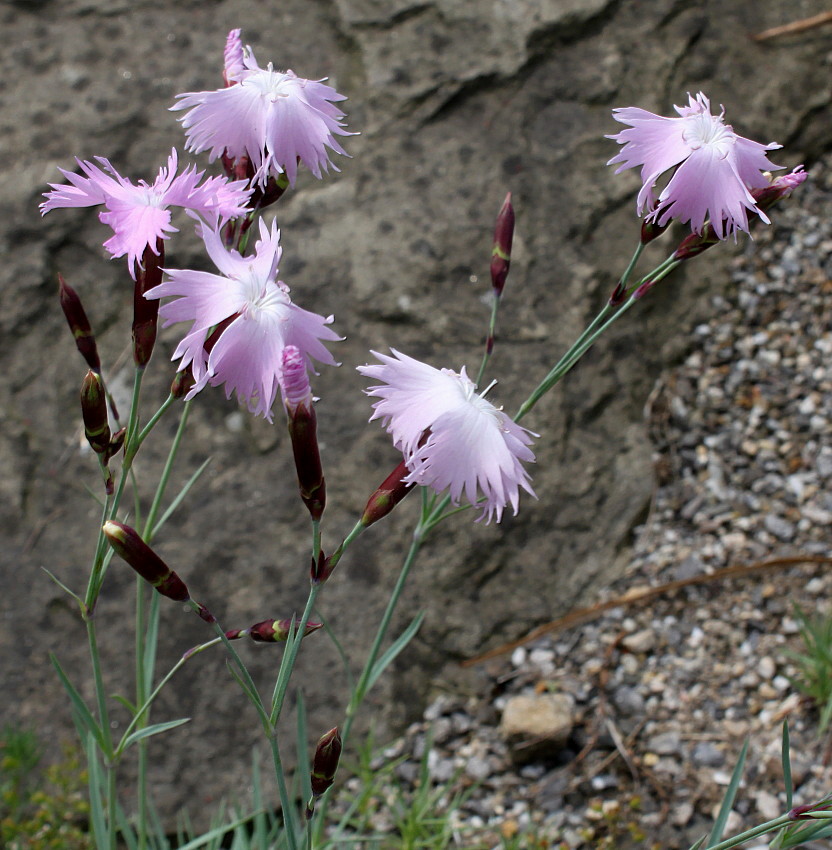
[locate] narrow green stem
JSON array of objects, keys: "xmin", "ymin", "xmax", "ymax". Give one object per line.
[
  {"xmin": 135, "ymin": 579, "xmax": 149, "ymax": 850},
  {"xmin": 115, "ymin": 637, "xmax": 223, "ymax": 757},
  {"xmin": 475, "ymin": 295, "xmax": 501, "ymax": 387},
  {"xmin": 107, "ymin": 763, "xmax": 118, "ymax": 850},
  {"xmin": 86, "ymin": 617, "xmax": 116, "ymax": 847},
  {"xmin": 342, "ymin": 526, "xmax": 425, "ymax": 740},
  {"xmin": 123, "ymin": 367, "xmax": 145, "ymax": 468},
  {"xmin": 85, "ymin": 494, "xmax": 114, "ymax": 612},
  {"xmin": 270, "ymin": 735, "xmax": 299, "ymax": 850},
  {"xmin": 704, "ymin": 813, "xmax": 791, "ymax": 850},
  {"xmin": 313, "ymin": 515, "xmax": 433, "ymax": 844},
  {"xmin": 196, "ymin": 605, "xmax": 271, "ymax": 733},
  {"xmin": 514, "ymin": 298, "xmax": 616, "ymax": 422},
  {"xmin": 86, "ymin": 618, "xmax": 113, "ymax": 760},
  {"xmin": 269, "ymin": 583, "xmax": 321, "ymax": 727},
  {"xmin": 144, "ymin": 400, "xmax": 192, "ymax": 541},
  {"xmin": 620, "ymin": 241, "xmax": 645, "ymax": 285},
  {"xmin": 513, "ymin": 244, "xmax": 685, "ymax": 423},
  {"xmin": 136, "ymin": 393, "xmax": 177, "ymax": 449},
  {"xmin": 311, "ymin": 519, "xmax": 322, "ymax": 564}
]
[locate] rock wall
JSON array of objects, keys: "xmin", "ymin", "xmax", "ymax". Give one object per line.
[{"xmin": 1, "ymin": 0, "xmax": 830, "ymax": 822}]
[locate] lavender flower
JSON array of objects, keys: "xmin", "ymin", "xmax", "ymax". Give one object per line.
[
  {"xmin": 173, "ymin": 35, "xmax": 353, "ymax": 188},
  {"xmin": 145, "ymin": 218, "xmax": 340, "ymax": 421},
  {"xmin": 40, "ymin": 149, "xmax": 251, "ymax": 277},
  {"xmin": 358, "ymin": 350, "xmax": 536, "ymax": 523},
  {"xmin": 607, "ymin": 92, "xmax": 782, "ymax": 239}
]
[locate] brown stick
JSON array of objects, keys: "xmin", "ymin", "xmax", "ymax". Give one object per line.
[
  {"xmin": 462, "ymin": 555, "xmax": 832, "ymax": 666},
  {"xmin": 752, "ymin": 11, "xmax": 832, "ymax": 41}
]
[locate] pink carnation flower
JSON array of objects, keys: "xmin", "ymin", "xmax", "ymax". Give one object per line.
[
  {"xmin": 358, "ymin": 350, "xmax": 536, "ymax": 523},
  {"xmin": 146, "ymin": 218, "xmax": 340, "ymax": 421},
  {"xmin": 607, "ymin": 92, "xmax": 783, "ymax": 239},
  {"xmin": 40, "ymin": 149, "xmax": 251, "ymax": 277},
  {"xmin": 173, "ymin": 36, "xmax": 353, "ymax": 188}
]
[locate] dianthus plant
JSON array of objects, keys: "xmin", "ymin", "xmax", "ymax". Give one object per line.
[{"xmin": 40, "ymin": 28, "xmax": 815, "ymax": 850}]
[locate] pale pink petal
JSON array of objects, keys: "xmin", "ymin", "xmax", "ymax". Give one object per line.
[
  {"xmin": 205, "ymin": 316, "xmax": 283, "ymax": 420},
  {"xmin": 173, "ymin": 39, "xmax": 353, "ymax": 188},
  {"xmin": 359, "ymin": 350, "xmax": 536, "ymax": 523},
  {"xmin": 148, "ymin": 269, "xmax": 245, "ymax": 330},
  {"xmin": 41, "ymin": 150, "xmax": 251, "ymax": 278},
  {"xmin": 607, "ymin": 91, "xmax": 785, "ymax": 238},
  {"xmin": 150, "ymin": 221, "xmax": 338, "ymax": 419}
]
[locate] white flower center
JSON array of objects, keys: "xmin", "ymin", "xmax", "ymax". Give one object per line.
[
  {"xmin": 248, "ymin": 65, "xmax": 294, "ymax": 103},
  {"xmin": 239, "ymin": 275, "xmax": 289, "ymax": 323},
  {"xmin": 682, "ymin": 113, "xmax": 734, "ymax": 157},
  {"xmin": 137, "ymin": 185, "xmax": 165, "ymax": 207}
]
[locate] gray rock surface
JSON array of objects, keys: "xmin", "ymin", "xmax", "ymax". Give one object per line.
[{"xmin": 1, "ymin": 0, "xmax": 830, "ymax": 825}]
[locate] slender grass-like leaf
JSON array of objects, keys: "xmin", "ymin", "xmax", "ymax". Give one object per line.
[
  {"xmin": 295, "ymin": 690, "xmax": 312, "ymax": 803},
  {"xmin": 687, "ymin": 834, "xmax": 708, "ymax": 850},
  {"xmin": 85, "ymin": 732, "xmax": 110, "ymax": 850},
  {"xmin": 151, "ymin": 457, "xmax": 212, "ymax": 538},
  {"xmin": 41, "ymin": 567, "xmax": 85, "ymax": 610},
  {"xmin": 121, "ymin": 716, "xmax": 191, "ymax": 749},
  {"xmin": 112, "ymin": 693, "xmax": 139, "ymax": 714},
  {"xmin": 782, "ymin": 720, "xmax": 793, "ymax": 810},
  {"xmin": 707, "ymin": 737, "xmax": 749, "ymax": 847},
  {"xmin": 143, "ymin": 591, "xmax": 161, "ymax": 689},
  {"xmin": 251, "ymin": 750, "xmax": 270, "ymax": 850},
  {"xmin": 225, "ymin": 661, "xmax": 267, "ymax": 723},
  {"xmin": 317, "ymin": 609, "xmax": 355, "ymax": 691},
  {"xmin": 115, "ymin": 799, "xmax": 140, "ymax": 850},
  {"xmin": 50, "ymin": 653, "xmax": 107, "ymax": 753},
  {"xmin": 83, "ymin": 480, "xmax": 106, "ymax": 508},
  {"xmin": 365, "ymin": 611, "xmax": 425, "ymax": 693}
]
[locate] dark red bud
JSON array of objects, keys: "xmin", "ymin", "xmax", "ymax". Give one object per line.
[
  {"xmin": 287, "ymin": 405, "xmax": 326, "ymax": 521},
  {"xmin": 361, "ymin": 459, "xmax": 415, "ymax": 528},
  {"xmin": 632, "ymin": 279, "xmax": 657, "ymax": 300},
  {"xmin": 310, "ymin": 727, "xmax": 342, "ymax": 797},
  {"xmin": 248, "ymin": 618, "xmax": 322, "ymax": 643},
  {"xmin": 673, "ymin": 225, "xmax": 720, "ymax": 261},
  {"xmin": 608, "ymin": 281, "xmax": 626, "ymax": 306},
  {"xmin": 103, "ymin": 521, "xmax": 190, "ymax": 602},
  {"xmin": 170, "ymin": 367, "xmax": 195, "ymax": 400},
  {"xmin": 490, "ymin": 192, "xmax": 514, "ymax": 296},
  {"xmin": 106, "ymin": 427, "xmax": 126, "ymax": 461},
  {"xmin": 640, "ymin": 217, "xmax": 669, "ymax": 245},
  {"xmin": 59, "ymin": 275, "xmax": 101, "ymax": 372},
  {"xmin": 133, "ymin": 242, "xmax": 164, "ymax": 368},
  {"xmin": 81, "ymin": 370, "xmax": 111, "ymax": 454}
]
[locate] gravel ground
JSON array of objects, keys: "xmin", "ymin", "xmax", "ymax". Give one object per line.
[{"xmin": 330, "ymin": 156, "xmax": 832, "ymax": 849}]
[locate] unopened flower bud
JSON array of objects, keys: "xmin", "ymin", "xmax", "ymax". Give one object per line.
[
  {"xmin": 673, "ymin": 225, "xmax": 720, "ymax": 261},
  {"xmin": 752, "ymin": 166, "xmax": 807, "ymax": 214},
  {"xmin": 59, "ymin": 275, "xmax": 101, "ymax": 372},
  {"xmin": 133, "ymin": 241, "xmax": 163, "ymax": 368},
  {"xmin": 223, "ymin": 28, "xmax": 245, "ymax": 86},
  {"xmin": 310, "ymin": 550, "xmax": 331, "ymax": 584},
  {"xmin": 490, "ymin": 192, "xmax": 514, "ymax": 297},
  {"xmin": 107, "ymin": 427, "xmax": 126, "ymax": 461},
  {"xmin": 632, "ymin": 279, "xmax": 657, "ymax": 300},
  {"xmin": 248, "ymin": 618, "xmax": 322, "ymax": 643},
  {"xmin": 170, "ymin": 367, "xmax": 195, "ymax": 399},
  {"xmin": 310, "ymin": 727, "xmax": 342, "ymax": 798},
  {"xmin": 81, "ymin": 370, "xmax": 111, "ymax": 454},
  {"xmin": 608, "ymin": 281, "xmax": 626, "ymax": 306},
  {"xmin": 640, "ymin": 216, "xmax": 669, "ymax": 245},
  {"xmin": 103, "ymin": 521, "xmax": 190, "ymax": 602},
  {"xmin": 282, "ymin": 346, "xmax": 326, "ymax": 521},
  {"xmin": 361, "ymin": 459, "xmax": 415, "ymax": 528}
]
